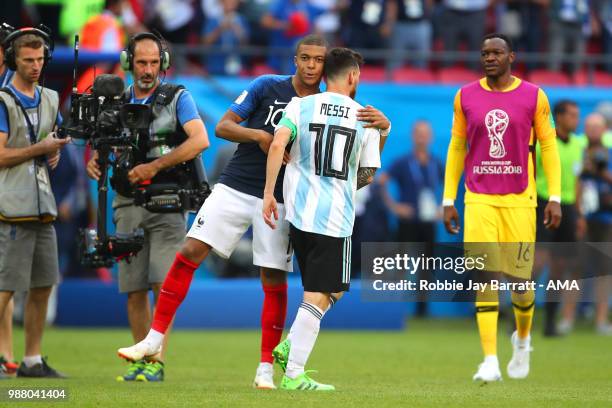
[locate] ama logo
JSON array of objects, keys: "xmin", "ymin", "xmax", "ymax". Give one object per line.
[{"xmin": 196, "ymin": 216, "xmax": 204, "ymax": 228}]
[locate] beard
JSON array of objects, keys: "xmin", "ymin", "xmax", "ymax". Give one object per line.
[{"xmin": 136, "ymin": 75, "xmax": 157, "ymax": 89}]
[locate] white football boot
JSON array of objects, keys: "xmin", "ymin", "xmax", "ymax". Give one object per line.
[
  {"xmin": 473, "ymin": 355, "xmax": 502, "ymax": 382},
  {"xmin": 507, "ymin": 331, "xmax": 532, "ymax": 379}
]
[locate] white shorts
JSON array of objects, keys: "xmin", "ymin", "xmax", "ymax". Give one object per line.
[{"xmin": 187, "ymin": 183, "xmax": 293, "ymax": 272}]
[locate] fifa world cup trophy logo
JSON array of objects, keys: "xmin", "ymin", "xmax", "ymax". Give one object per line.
[{"xmin": 485, "ymin": 109, "xmax": 509, "ymax": 158}]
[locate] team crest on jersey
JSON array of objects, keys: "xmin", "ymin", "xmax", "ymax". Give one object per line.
[
  {"xmin": 234, "ymin": 90, "xmax": 248, "ymax": 104},
  {"xmin": 485, "ymin": 109, "xmax": 509, "ymax": 158}
]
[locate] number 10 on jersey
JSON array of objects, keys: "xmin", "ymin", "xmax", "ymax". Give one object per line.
[{"xmin": 309, "ymin": 123, "xmax": 357, "ymax": 181}]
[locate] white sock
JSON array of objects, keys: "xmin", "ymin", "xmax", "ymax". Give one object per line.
[
  {"xmin": 143, "ymin": 329, "xmax": 164, "ymax": 351},
  {"xmin": 258, "ymin": 362, "xmax": 273, "ymax": 371},
  {"xmin": 484, "ymin": 355, "xmax": 499, "ymax": 365},
  {"xmin": 285, "ymin": 302, "xmax": 325, "ymax": 379},
  {"xmin": 23, "ymin": 355, "xmax": 43, "ymax": 367},
  {"xmin": 517, "ymin": 335, "xmax": 530, "ymax": 348}
]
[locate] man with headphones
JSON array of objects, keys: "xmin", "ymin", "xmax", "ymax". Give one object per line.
[
  {"xmin": 0, "ymin": 26, "xmax": 70, "ymax": 378},
  {"xmin": 86, "ymin": 32, "xmax": 210, "ymax": 382},
  {"xmin": 0, "ymin": 22, "xmax": 18, "ymax": 379}
]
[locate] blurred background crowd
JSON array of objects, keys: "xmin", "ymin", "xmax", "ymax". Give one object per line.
[{"xmin": 4, "ymin": 0, "xmax": 612, "ymax": 81}]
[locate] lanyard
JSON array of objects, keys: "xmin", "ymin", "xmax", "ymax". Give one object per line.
[
  {"xmin": 408, "ymin": 154, "xmax": 438, "ymax": 190},
  {"xmin": 2, "ymin": 86, "xmax": 40, "ymax": 147}
]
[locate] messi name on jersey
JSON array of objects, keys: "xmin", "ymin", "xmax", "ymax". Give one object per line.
[{"xmin": 320, "ymin": 103, "xmax": 351, "ymax": 119}]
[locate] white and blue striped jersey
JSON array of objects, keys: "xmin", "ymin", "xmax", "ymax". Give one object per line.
[{"xmin": 277, "ymin": 92, "xmax": 381, "ymax": 238}]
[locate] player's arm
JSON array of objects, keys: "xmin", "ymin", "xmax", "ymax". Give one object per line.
[
  {"xmin": 534, "ymin": 88, "xmax": 562, "ymax": 229},
  {"xmin": 357, "ymin": 128, "xmax": 383, "ymax": 190},
  {"xmin": 442, "ymin": 90, "xmax": 468, "ymax": 234},
  {"xmin": 128, "ymin": 92, "xmax": 210, "ymax": 184},
  {"xmin": 216, "ymin": 77, "xmax": 277, "ymax": 153},
  {"xmin": 216, "ymin": 110, "xmax": 275, "ymax": 152},
  {"xmin": 263, "ymin": 126, "xmax": 292, "ymax": 229}
]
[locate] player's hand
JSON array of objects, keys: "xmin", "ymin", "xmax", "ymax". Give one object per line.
[
  {"xmin": 47, "ymin": 150, "xmax": 60, "ymax": 170},
  {"xmin": 257, "ymin": 130, "xmax": 274, "ymax": 154},
  {"xmin": 129, "ymin": 163, "xmax": 158, "ymax": 184},
  {"xmin": 543, "ymin": 201, "xmax": 562, "ymax": 230},
  {"xmin": 86, "ymin": 152, "xmax": 101, "ymax": 181},
  {"xmin": 443, "ymin": 205, "xmax": 460, "ymax": 234},
  {"xmin": 263, "ymin": 193, "xmax": 279, "ymax": 229},
  {"xmin": 38, "ymin": 132, "xmax": 71, "ymax": 155},
  {"xmin": 357, "ymin": 105, "xmax": 390, "ymax": 131},
  {"xmin": 283, "ymin": 150, "xmax": 291, "ymax": 164}
]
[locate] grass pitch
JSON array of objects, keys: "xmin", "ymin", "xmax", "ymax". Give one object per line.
[{"xmin": 4, "ymin": 318, "xmax": 612, "ymax": 407}]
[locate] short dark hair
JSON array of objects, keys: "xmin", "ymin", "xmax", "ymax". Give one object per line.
[
  {"xmin": 295, "ymin": 34, "xmax": 328, "ymax": 54},
  {"xmin": 14, "ymin": 33, "xmax": 44, "ymax": 54},
  {"xmin": 324, "ymin": 47, "xmax": 363, "ymax": 80},
  {"xmin": 482, "ymin": 33, "xmax": 513, "ymax": 52},
  {"xmin": 553, "ymin": 100, "xmax": 578, "ymax": 118}
]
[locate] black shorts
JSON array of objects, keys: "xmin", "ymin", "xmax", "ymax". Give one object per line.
[
  {"xmin": 289, "ymin": 225, "xmax": 351, "ymax": 293},
  {"xmin": 536, "ymin": 198, "xmax": 578, "ymax": 242},
  {"xmin": 536, "ymin": 198, "xmax": 578, "ymax": 256}
]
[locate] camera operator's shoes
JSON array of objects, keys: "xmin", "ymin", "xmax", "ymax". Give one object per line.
[
  {"xmin": 135, "ymin": 361, "xmax": 164, "ymax": 382},
  {"xmin": 116, "ymin": 359, "xmax": 146, "ymax": 382},
  {"xmin": 17, "ymin": 357, "xmax": 66, "ymax": 378},
  {"xmin": 0, "ymin": 355, "xmax": 18, "ymax": 377},
  {"xmin": 118, "ymin": 340, "xmax": 161, "ymax": 362}
]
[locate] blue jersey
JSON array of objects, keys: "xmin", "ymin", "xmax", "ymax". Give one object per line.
[{"xmin": 219, "ymin": 75, "xmax": 307, "ymax": 202}]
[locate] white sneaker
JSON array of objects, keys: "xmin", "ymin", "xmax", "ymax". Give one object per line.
[
  {"xmin": 507, "ymin": 331, "xmax": 532, "ymax": 379},
  {"xmin": 473, "ymin": 356, "xmax": 502, "ymax": 382},
  {"xmin": 117, "ymin": 341, "xmax": 161, "ymax": 362},
  {"xmin": 253, "ymin": 362, "xmax": 276, "ymax": 389},
  {"xmin": 557, "ymin": 319, "xmax": 574, "ymax": 335},
  {"xmin": 596, "ymin": 323, "xmax": 612, "ymax": 336}
]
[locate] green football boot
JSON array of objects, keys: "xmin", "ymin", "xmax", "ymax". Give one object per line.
[
  {"xmin": 136, "ymin": 361, "xmax": 164, "ymax": 382},
  {"xmin": 272, "ymin": 338, "xmax": 291, "ymax": 372},
  {"xmin": 280, "ymin": 371, "xmax": 335, "ymax": 391},
  {"xmin": 116, "ymin": 359, "xmax": 146, "ymax": 381}
]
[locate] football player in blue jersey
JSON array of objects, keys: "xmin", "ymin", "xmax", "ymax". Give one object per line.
[{"xmin": 118, "ymin": 34, "xmax": 390, "ymax": 389}]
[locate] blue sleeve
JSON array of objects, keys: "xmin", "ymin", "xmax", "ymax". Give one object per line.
[
  {"xmin": 176, "ymin": 90, "xmax": 201, "ymax": 126},
  {"xmin": 229, "ymin": 76, "xmax": 268, "ymax": 120},
  {"xmin": 0, "ymin": 102, "xmax": 7, "ymax": 134}
]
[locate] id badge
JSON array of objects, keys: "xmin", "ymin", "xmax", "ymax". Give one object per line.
[{"xmin": 36, "ymin": 164, "xmax": 51, "ymax": 194}]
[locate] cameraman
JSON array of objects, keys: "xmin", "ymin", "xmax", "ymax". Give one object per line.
[
  {"xmin": 86, "ymin": 32, "xmax": 209, "ymax": 382},
  {"xmin": 0, "ymin": 22, "xmax": 16, "ymax": 378},
  {"xmin": 0, "ymin": 28, "xmax": 70, "ymax": 377}
]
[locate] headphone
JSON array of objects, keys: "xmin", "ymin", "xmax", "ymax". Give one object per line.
[
  {"xmin": 3, "ymin": 25, "xmax": 54, "ymax": 71},
  {"xmin": 120, "ymin": 32, "xmax": 170, "ymax": 72}
]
